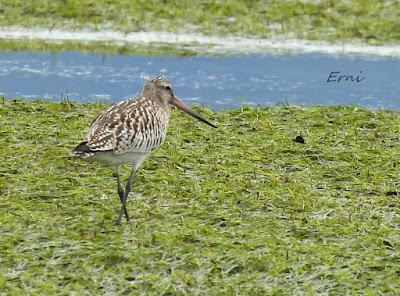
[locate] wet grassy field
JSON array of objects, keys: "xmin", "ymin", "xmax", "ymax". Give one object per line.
[
  {"xmin": 0, "ymin": 0, "xmax": 399, "ymax": 54},
  {"xmin": 1, "ymin": 99, "xmax": 399, "ymax": 294}
]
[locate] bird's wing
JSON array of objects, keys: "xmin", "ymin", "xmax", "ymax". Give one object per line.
[{"xmin": 84, "ymin": 97, "xmax": 169, "ymax": 154}]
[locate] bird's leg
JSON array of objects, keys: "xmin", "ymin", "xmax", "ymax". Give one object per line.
[
  {"xmin": 114, "ymin": 167, "xmax": 136, "ymax": 225},
  {"xmin": 115, "ymin": 166, "xmax": 130, "ymax": 221}
]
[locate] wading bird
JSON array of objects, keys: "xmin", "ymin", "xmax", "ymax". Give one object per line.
[{"xmin": 73, "ymin": 77, "xmax": 216, "ymax": 225}]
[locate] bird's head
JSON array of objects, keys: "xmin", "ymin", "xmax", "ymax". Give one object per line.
[{"xmin": 142, "ymin": 76, "xmax": 217, "ymax": 128}]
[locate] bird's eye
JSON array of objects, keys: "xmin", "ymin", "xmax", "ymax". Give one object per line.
[{"xmin": 164, "ymin": 85, "xmax": 172, "ymax": 91}]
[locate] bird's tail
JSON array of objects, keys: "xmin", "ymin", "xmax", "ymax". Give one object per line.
[{"xmin": 72, "ymin": 141, "xmax": 96, "ymax": 158}]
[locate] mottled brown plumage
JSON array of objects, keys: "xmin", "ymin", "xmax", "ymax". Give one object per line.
[
  {"xmin": 73, "ymin": 76, "xmax": 216, "ymax": 225},
  {"xmin": 85, "ymin": 95, "xmax": 169, "ymax": 153}
]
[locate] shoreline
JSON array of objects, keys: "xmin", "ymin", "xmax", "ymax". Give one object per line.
[
  {"xmin": 1, "ymin": 27, "xmax": 400, "ymax": 57},
  {"xmin": 3, "ymin": 97, "xmax": 400, "ymax": 113}
]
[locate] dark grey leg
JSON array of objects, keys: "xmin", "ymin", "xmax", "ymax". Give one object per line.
[
  {"xmin": 114, "ymin": 167, "xmax": 136, "ymax": 225},
  {"xmin": 115, "ymin": 166, "xmax": 130, "ymax": 221}
]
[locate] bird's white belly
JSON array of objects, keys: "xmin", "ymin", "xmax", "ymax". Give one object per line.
[{"xmin": 92, "ymin": 151, "xmax": 150, "ymax": 169}]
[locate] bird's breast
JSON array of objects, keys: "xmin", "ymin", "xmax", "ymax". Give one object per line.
[{"xmin": 114, "ymin": 105, "xmax": 170, "ymax": 154}]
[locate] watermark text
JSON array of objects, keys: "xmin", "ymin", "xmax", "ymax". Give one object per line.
[{"xmin": 327, "ymin": 71, "xmax": 365, "ymax": 83}]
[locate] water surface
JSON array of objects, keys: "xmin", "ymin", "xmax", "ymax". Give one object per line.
[{"xmin": 0, "ymin": 51, "xmax": 399, "ymax": 109}]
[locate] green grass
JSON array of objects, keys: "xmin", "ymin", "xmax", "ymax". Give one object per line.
[
  {"xmin": 0, "ymin": 38, "xmax": 200, "ymax": 56},
  {"xmin": 1, "ymin": 98, "xmax": 400, "ymax": 294},
  {"xmin": 0, "ymin": 0, "xmax": 400, "ymax": 54}
]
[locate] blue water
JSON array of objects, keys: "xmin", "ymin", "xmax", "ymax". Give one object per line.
[{"xmin": 0, "ymin": 51, "xmax": 399, "ymax": 109}]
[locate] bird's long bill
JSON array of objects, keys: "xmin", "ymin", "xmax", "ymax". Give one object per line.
[{"xmin": 171, "ymin": 97, "xmax": 217, "ymax": 128}]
